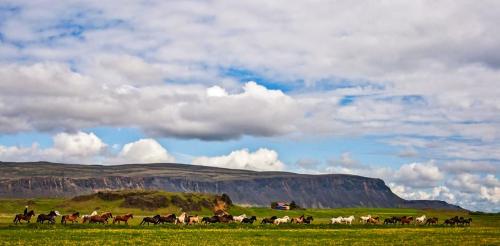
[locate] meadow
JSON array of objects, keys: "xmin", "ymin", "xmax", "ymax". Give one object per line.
[{"xmin": 0, "ymin": 195, "xmax": 499, "ymax": 245}]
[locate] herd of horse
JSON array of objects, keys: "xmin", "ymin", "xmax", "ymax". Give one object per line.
[{"xmin": 12, "ymin": 210, "xmax": 472, "ymax": 227}]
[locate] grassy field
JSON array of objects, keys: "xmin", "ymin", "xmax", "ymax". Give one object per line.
[{"xmin": 0, "ymin": 194, "xmax": 499, "ymax": 245}]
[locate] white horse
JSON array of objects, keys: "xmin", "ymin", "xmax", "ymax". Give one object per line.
[
  {"xmin": 360, "ymin": 215, "xmax": 371, "ymax": 224},
  {"xmin": 233, "ymin": 214, "xmax": 247, "ymax": 223},
  {"xmin": 416, "ymin": 215, "xmax": 426, "ymax": 224},
  {"xmin": 341, "ymin": 215, "xmax": 355, "ymax": 225},
  {"xmin": 176, "ymin": 212, "xmax": 187, "ymax": 224},
  {"xmin": 330, "ymin": 216, "xmax": 343, "ymax": 224},
  {"xmin": 81, "ymin": 211, "xmax": 98, "ymax": 223},
  {"xmin": 274, "ymin": 216, "xmax": 291, "ymax": 225}
]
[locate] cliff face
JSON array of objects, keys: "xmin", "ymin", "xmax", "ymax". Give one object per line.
[{"xmin": 0, "ymin": 162, "xmax": 463, "ymax": 210}]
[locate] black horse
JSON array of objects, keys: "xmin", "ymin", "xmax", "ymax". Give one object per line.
[
  {"xmin": 37, "ymin": 211, "xmax": 59, "ymax": 224},
  {"xmin": 241, "ymin": 216, "xmax": 257, "ymax": 224},
  {"xmin": 140, "ymin": 216, "xmax": 159, "ymax": 225},
  {"xmin": 202, "ymin": 216, "xmax": 220, "ymax": 224},
  {"xmin": 155, "ymin": 214, "xmax": 177, "ymax": 224},
  {"xmin": 261, "ymin": 216, "xmax": 277, "ymax": 224}
]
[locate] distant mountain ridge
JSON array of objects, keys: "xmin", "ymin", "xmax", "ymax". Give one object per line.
[{"xmin": 0, "ymin": 161, "xmax": 464, "ymax": 210}]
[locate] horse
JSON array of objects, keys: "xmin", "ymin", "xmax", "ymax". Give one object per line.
[
  {"xmin": 341, "ymin": 215, "xmax": 354, "ymax": 225},
  {"xmin": 303, "ymin": 216, "xmax": 314, "ymax": 224},
  {"xmin": 176, "ymin": 212, "xmax": 187, "ymax": 224},
  {"xmin": 202, "ymin": 216, "xmax": 220, "ymax": 224},
  {"xmin": 415, "ymin": 215, "xmax": 426, "ymax": 224},
  {"xmin": 37, "ymin": 211, "xmax": 60, "ymax": 224},
  {"xmin": 113, "ymin": 214, "xmax": 133, "ymax": 224},
  {"xmin": 360, "ymin": 215, "xmax": 371, "ymax": 224},
  {"xmin": 367, "ymin": 217, "xmax": 380, "ymax": 225},
  {"xmin": 187, "ymin": 215, "xmax": 200, "ymax": 225},
  {"xmin": 233, "ymin": 214, "xmax": 247, "ymax": 223},
  {"xmin": 401, "ymin": 216, "xmax": 413, "ymax": 225},
  {"xmin": 331, "ymin": 216, "xmax": 343, "ymax": 224},
  {"xmin": 462, "ymin": 218, "xmax": 472, "ymax": 226},
  {"xmin": 89, "ymin": 212, "xmax": 113, "ymax": 224},
  {"xmin": 292, "ymin": 215, "xmax": 305, "ymax": 224},
  {"xmin": 444, "ymin": 219, "xmax": 455, "ymax": 226},
  {"xmin": 424, "ymin": 217, "xmax": 438, "ymax": 225},
  {"xmin": 81, "ymin": 211, "xmax": 98, "ymax": 223},
  {"xmin": 140, "ymin": 216, "xmax": 159, "ymax": 225},
  {"xmin": 156, "ymin": 214, "xmax": 177, "ymax": 224},
  {"xmin": 13, "ymin": 210, "xmax": 35, "ymax": 224},
  {"xmin": 241, "ymin": 216, "xmax": 257, "ymax": 224},
  {"xmin": 261, "ymin": 216, "xmax": 277, "ymax": 224},
  {"xmin": 61, "ymin": 212, "xmax": 80, "ymax": 224},
  {"xmin": 274, "ymin": 216, "xmax": 290, "ymax": 225},
  {"xmin": 218, "ymin": 214, "xmax": 234, "ymax": 223}
]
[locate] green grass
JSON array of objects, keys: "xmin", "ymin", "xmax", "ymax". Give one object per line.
[{"xmin": 0, "ymin": 195, "xmax": 499, "ymax": 245}]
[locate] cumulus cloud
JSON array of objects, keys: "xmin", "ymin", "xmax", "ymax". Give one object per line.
[
  {"xmin": 393, "ymin": 161, "xmax": 444, "ymax": 188},
  {"xmin": 0, "ymin": 132, "xmax": 175, "ymax": 164},
  {"xmin": 0, "ymin": 131, "xmax": 106, "ymax": 163},
  {"xmin": 111, "ymin": 138, "xmax": 175, "ymax": 164},
  {"xmin": 192, "ymin": 148, "xmax": 285, "ymax": 171}
]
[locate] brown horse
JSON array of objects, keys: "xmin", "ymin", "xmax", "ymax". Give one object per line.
[
  {"xmin": 90, "ymin": 212, "xmax": 113, "ymax": 224},
  {"xmin": 61, "ymin": 212, "xmax": 80, "ymax": 224},
  {"xmin": 13, "ymin": 210, "xmax": 35, "ymax": 224},
  {"xmin": 113, "ymin": 214, "xmax": 133, "ymax": 224},
  {"xmin": 424, "ymin": 217, "xmax": 438, "ymax": 225},
  {"xmin": 367, "ymin": 217, "xmax": 380, "ymax": 224},
  {"xmin": 401, "ymin": 216, "xmax": 414, "ymax": 225}
]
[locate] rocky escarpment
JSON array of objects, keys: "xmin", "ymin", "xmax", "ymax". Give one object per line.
[{"xmin": 0, "ymin": 161, "xmax": 464, "ymax": 210}]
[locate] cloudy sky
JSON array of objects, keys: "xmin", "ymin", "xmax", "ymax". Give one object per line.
[{"xmin": 0, "ymin": 0, "xmax": 499, "ymax": 211}]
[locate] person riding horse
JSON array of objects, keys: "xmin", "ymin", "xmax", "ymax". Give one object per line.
[{"xmin": 23, "ymin": 206, "xmax": 28, "ymax": 216}]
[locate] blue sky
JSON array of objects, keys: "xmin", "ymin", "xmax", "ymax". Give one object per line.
[{"xmin": 0, "ymin": 1, "xmax": 499, "ymax": 211}]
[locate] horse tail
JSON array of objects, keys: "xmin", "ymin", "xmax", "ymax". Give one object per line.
[
  {"xmin": 61, "ymin": 215, "xmax": 66, "ymax": 224},
  {"xmin": 13, "ymin": 215, "xmax": 18, "ymax": 223}
]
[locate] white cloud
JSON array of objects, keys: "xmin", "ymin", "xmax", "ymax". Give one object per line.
[
  {"xmin": 393, "ymin": 161, "xmax": 444, "ymax": 188},
  {"xmin": 112, "ymin": 138, "xmax": 175, "ymax": 164},
  {"xmin": 192, "ymin": 148, "xmax": 285, "ymax": 171},
  {"xmin": 0, "ymin": 131, "xmax": 105, "ymax": 163}
]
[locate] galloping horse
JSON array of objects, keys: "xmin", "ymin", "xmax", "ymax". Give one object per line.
[
  {"xmin": 292, "ymin": 215, "xmax": 305, "ymax": 224},
  {"xmin": 89, "ymin": 212, "xmax": 113, "ymax": 224},
  {"xmin": 176, "ymin": 212, "xmax": 187, "ymax": 224},
  {"xmin": 155, "ymin": 214, "xmax": 177, "ymax": 224},
  {"xmin": 331, "ymin": 216, "xmax": 343, "ymax": 224},
  {"xmin": 303, "ymin": 216, "xmax": 313, "ymax": 224},
  {"xmin": 61, "ymin": 212, "xmax": 80, "ymax": 224},
  {"xmin": 37, "ymin": 211, "xmax": 60, "ymax": 224},
  {"xmin": 341, "ymin": 215, "xmax": 354, "ymax": 225},
  {"xmin": 415, "ymin": 215, "xmax": 426, "ymax": 224},
  {"xmin": 274, "ymin": 216, "xmax": 290, "ymax": 225},
  {"xmin": 233, "ymin": 214, "xmax": 247, "ymax": 223},
  {"xmin": 113, "ymin": 214, "xmax": 133, "ymax": 224},
  {"xmin": 261, "ymin": 216, "xmax": 277, "ymax": 224},
  {"xmin": 13, "ymin": 210, "xmax": 35, "ymax": 224},
  {"xmin": 187, "ymin": 215, "xmax": 200, "ymax": 225},
  {"xmin": 218, "ymin": 214, "xmax": 234, "ymax": 223},
  {"xmin": 424, "ymin": 217, "xmax": 438, "ymax": 225},
  {"xmin": 140, "ymin": 216, "xmax": 159, "ymax": 225},
  {"xmin": 241, "ymin": 216, "xmax": 257, "ymax": 224},
  {"xmin": 360, "ymin": 215, "xmax": 371, "ymax": 224},
  {"xmin": 201, "ymin": 216, "xmax": 220, "ymax": 224},
  {"xmin": 401, "ymin": 216, "xmax": 413, "ymax": 225},
  {"xmin": 82, "ymin": 211, "xmax": 98, "ymax": 223}
]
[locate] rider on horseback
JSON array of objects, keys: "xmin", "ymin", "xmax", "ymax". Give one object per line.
[{"xmin": 23, "ymin": 206, "xmax": 28, "ymax": 216}]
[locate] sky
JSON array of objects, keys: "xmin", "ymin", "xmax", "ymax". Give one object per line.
[{"xmin": 0, "ymin": 0, "xmax": 499, "ymax": 211}]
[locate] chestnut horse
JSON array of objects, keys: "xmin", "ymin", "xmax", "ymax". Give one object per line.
[
  {"xmin": 401, "ymin": 216, "xmax": 413, "ymax": 225},
  {"xmin": 61, "ymin": 212, "xmax": 80, "ymax": 224},
  {"xmin": 90, "ymin": 212, "xmax": 113, "ymax": 224},
  {"xmin": 13, "ymin": 210, "xmax": 35, "ymax": 224},
  {"xmin": 113, "ymin": 214, "xmax": 133, "ymax": 224}
]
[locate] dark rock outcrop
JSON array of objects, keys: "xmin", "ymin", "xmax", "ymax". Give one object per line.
[{"xmin": 0, "ymin": 161, "xmax": 464, "ymax": 210}]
